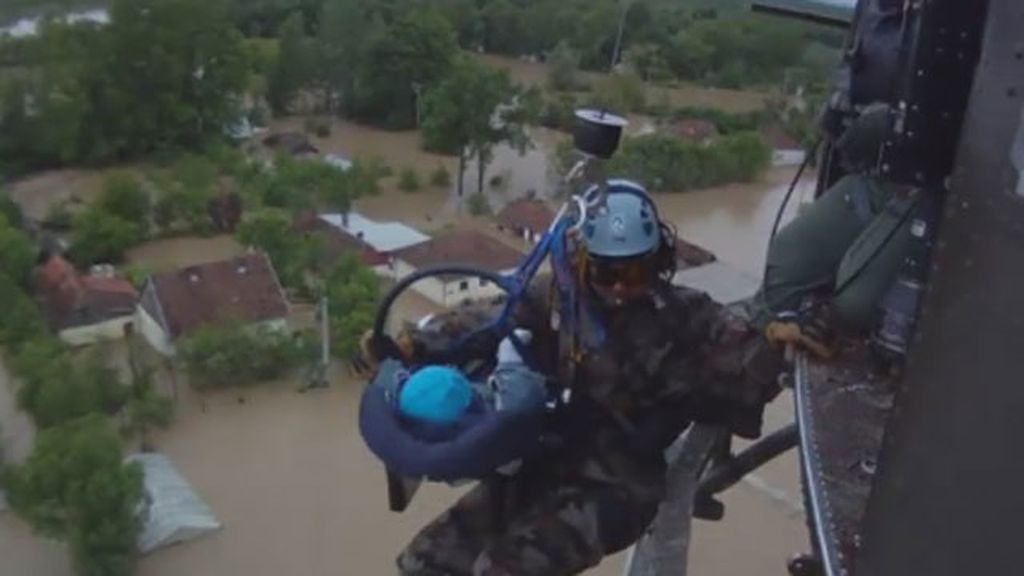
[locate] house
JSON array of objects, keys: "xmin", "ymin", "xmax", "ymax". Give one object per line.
[
  {"xmin": 496, "ymin": 198, "xmax": 555, "ymax": 245},
  {"xmin": 761, "ymin": 124, "xmax": 808, "ymax": 167},
  {"xmin": 36, "ymin": 255, "xmax": 138, "ymax": 346},
  {"xmin": 137, "ymin": 253, "xmax": 289, "ymax": 356},
  {"xmin": 293, "ymin": 212, "xmax": 389, "ymax": 270},
  {"xmin": 392, "ymin": 229, "xmax": 525, "ymax": 308},
  {"xmin": 317, "ymin": 212, "xmax": 430, "ymax": 275},
  {"xmin": 262, "ymin": 132, "xmax": 319, "ymax": 158},
  {"xmin": 671, "ymin": 118, "xmax": 719, "ymax": 145}
]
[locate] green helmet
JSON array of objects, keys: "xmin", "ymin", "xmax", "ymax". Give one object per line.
[{"xmin": 582, "ymin": 180, "xmax": 661, "ymax": 258}]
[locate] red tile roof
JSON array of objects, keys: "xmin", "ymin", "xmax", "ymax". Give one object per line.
[
  {"xmin": 145, "ymin": 253, "xmax": 288, "ymax": 340},
  {"xmin": 394, "ymin": 229, "xmax": 524, "ymax": 273},
  {"xmin": 36, "ymin": 255, "xmax": 138, "ymax": 330},
  {"xmin": 496, "ymin": 199, "xmax": 556, "ymax": 234}
]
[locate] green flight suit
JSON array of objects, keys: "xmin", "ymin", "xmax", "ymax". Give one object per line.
[{"xmin": 754, "ymin": 174, "xmax": 919, "ymax": 331}]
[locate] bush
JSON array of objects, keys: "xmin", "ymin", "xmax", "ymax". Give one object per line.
[
  {"xmin": 98, "ymin": 172, "xmax": 150, "ymax": 235},
  {"xmin": 540, "ymin": 93, "xmax": 578, "ymax": 133},
  {"xmin": 179, "ymin": 324, "xmax": 308, "ymax": 390},
  {"xmin": 467, "ymin": 193, "xmax": 491, "ymax": 216},
  {"xmin": 68, "ymin": 208, "xmax": 145, "ymax": 266},
  {"xmin": 398, "ymin": 168, "xmax": 421, "ymax": 193},
  {"xmin": 548, "ymin": 41, "xmax": 581, "ymax": 92},
  {"xmin": 430, "ymin": 165, "xmax": 451, "ymax": 188},
  {"xmin": 588, "ymin": 72, "xmax": 646, "ymax": 114},
  {"xmin": 0, "ymin": 191, "xmax": 23, "ymax": 228},
  {"xmin": 610, "ymin": 131, "xmax": 771, "ymax": 192},
  {"xmin": 0, "ymin": 276, "xmax": 47, "ymax": 352}
]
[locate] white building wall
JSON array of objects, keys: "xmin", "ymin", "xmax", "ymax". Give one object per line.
[
  {"xmin": 394, "ymin": 260, "xmax": 516, "ymax": 308},
  {"xmin": 58, "ymin": 315, "xmax": 135, "ymax": 347},
  {"xmin": 137, "ymin": 305, "xmax": 175, "ymax": 357}
]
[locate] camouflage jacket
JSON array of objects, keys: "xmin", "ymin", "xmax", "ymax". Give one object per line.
[{"xmin": 406, "ymin": 276, "xmax": 783, "ymax": 490}]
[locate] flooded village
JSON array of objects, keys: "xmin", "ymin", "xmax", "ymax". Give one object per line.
[{"xmin": 0, "ymin": 3, "xmax": 827, "ymax": 575}]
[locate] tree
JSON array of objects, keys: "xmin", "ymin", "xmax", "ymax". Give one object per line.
[
  {"xmin": 236, "ymin": 209, "xmax": 320, "ymax": 289},
  {"xmin": 325, "ymin": 252, "xmax": 380, "ymax": 358},
  {"xmin": 315, "ymin": 0, "xmax": 368, "ymax": 114},
  {"xmin": 98, "ymin": 172, "xmax": 151, "ymax": 235},
  {"xmin": 398, "ymin": 168, "xmax": 421, "ymax": 193},
  {"xmin": 0, "ymin": 191, "xmax": 24, "ymax": 229},
  {"xmin": 179, "ymin": 323, "xmax": 307, "ymax": 389},
  {"xmin": 352, "ymin": 9, "xmax": 458, "ymax": 128},
  {"xmin": 421, "ymin": 57, "xmax": 532, "ymax": 198},
  {"xmin": 0, "ymin": 277, "xmax": 47, "ymax": 351},
  {"xmin": 547, "ymin": 41, "xmax": 581, "ymax": 92},
  {"xmin": 101, "ymin": 0, "xmax": 249, "ymax": 153},
  {"xmin": 0, "ymin": 212, "xmax": 36, "ymax": 286},
  {"xmin": 268, "ymin": 12, "xmax": 314, "ymax": 114},
  {"xmin": 2, "ymin": 415, "xmax": 144, "ymax": 576},
  {"xmin": 14, "ymin": 342, "xmax": 130, "ymax": 429},
  {"xmin": 69, "ymin": 208, "xmax": 144, "ymax": 266}
]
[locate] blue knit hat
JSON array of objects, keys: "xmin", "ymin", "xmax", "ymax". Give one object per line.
[{"xmin": 398, "ymin": 366, "xmax": 473, "ymax": 425}]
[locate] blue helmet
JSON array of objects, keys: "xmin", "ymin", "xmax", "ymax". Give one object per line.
[
  {"xmin": 398, "ymin": 366, "xmax": 473, "ymax": 425},
  {"xmin": 582, "ymin": 180, "xmax": 661, "ymax": 258}
]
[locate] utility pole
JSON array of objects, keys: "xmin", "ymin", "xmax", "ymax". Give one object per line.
[{"xmin": 610, "ymin": 0, "xmax": 631, "ymax": 73}]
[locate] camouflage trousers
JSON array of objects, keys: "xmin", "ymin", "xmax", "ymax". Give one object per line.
[{"xmin": 397, "ymin": 469, "xmax": 662, "ymax": 576}]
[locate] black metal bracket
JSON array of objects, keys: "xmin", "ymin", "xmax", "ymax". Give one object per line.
[{"xmin": 692, "ymin": 423, "xmax": 800, "ymax": 521}]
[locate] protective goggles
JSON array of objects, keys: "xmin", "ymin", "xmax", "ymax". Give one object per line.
[{"xmin": 587, "ymin": 255, "xmax": 657, "ymax": 291}]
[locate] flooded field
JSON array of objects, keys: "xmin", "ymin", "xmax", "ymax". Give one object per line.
[
  {"xmin": 125, "ymin": 235, "xmax": 246, "ymax": 274},
  {"xmin": 4, "ymin": 168, "xmax": 114, "ymax": 222},
  {"xmin": 477, "ymin": 53, "xmax": 768, "ymax": 113},
  {"xmin": 657, "ymin": 167, "xmax": 816, "ymax": 275}
]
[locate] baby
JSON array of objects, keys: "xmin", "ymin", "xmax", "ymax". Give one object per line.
[{"xmin": 387, "ymin": 330, "xmax": 549, "ymax": 441}]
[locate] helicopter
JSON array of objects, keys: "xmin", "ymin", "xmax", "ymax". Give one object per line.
[{"xmin": 362, "ymin": 0, "xmax": 1023, "ymax": 574}]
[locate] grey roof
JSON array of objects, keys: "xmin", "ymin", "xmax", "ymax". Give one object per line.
[{"xmin": 319, "ymin": 212, "xmax": 429, "ymax": 253}]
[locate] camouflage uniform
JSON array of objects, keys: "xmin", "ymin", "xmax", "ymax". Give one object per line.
[{"xmin": 398, "ymin": 278, "xmax": 784, "ymax": 576}]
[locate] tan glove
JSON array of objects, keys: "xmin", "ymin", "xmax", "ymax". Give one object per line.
[
  {"xmin": 352, "ymin": 330, "xmax": 417, "ymax": 378},
  {"xmin": 764, "ymin": 304, "xmax": 838, "ymax": 360}
]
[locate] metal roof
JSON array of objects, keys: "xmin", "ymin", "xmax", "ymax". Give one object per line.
[{"xmin": 319, "ymin": 212, "xmax": 430, "ymax": 254}]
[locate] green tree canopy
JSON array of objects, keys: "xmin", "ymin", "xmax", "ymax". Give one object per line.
[
  {"xmin": 0, "ymin": 275, "xmax": 47, "ymax": 351},
  {"xmin": 325, "ymin": 252, "xmax": 380, "ymax": 358},
  {"xmin": 0, "ymin": 212, "xmax": 36, "ymax": 286},
  {"xmin": 268, "ymin": 12, "xmax": 315, "ymax": 114},
  {"xmin": 179, "ymin": 323, "xmax": 309, "ymax": 389},
  {"xmin": 352, "ymin": 8, "xmax": 458, "ymax": 128},
  {"xmin": 14, "ymin": 341, "xmax": 130, "ymax": 429},
  {"xmin": 2, "ymin": 415, "xmax": 144, "ymax": 576},
  {"xmin": 547, "ymin": 41, "xmax": 581, "ymax": 92},
  {"xmin": 236, "ymin": 208, "xmax": 321, "ymax": 289},
  {"xmin": 69, "ymin": 207, "xmax": 145, "ymax": 266},
  {"xmin": 98, "ymin": 172, "xmax": 151, "ymax": 234},
  {"xmin": 421, "ymin": 56, "xmax": 533, "ymax": 197}
]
